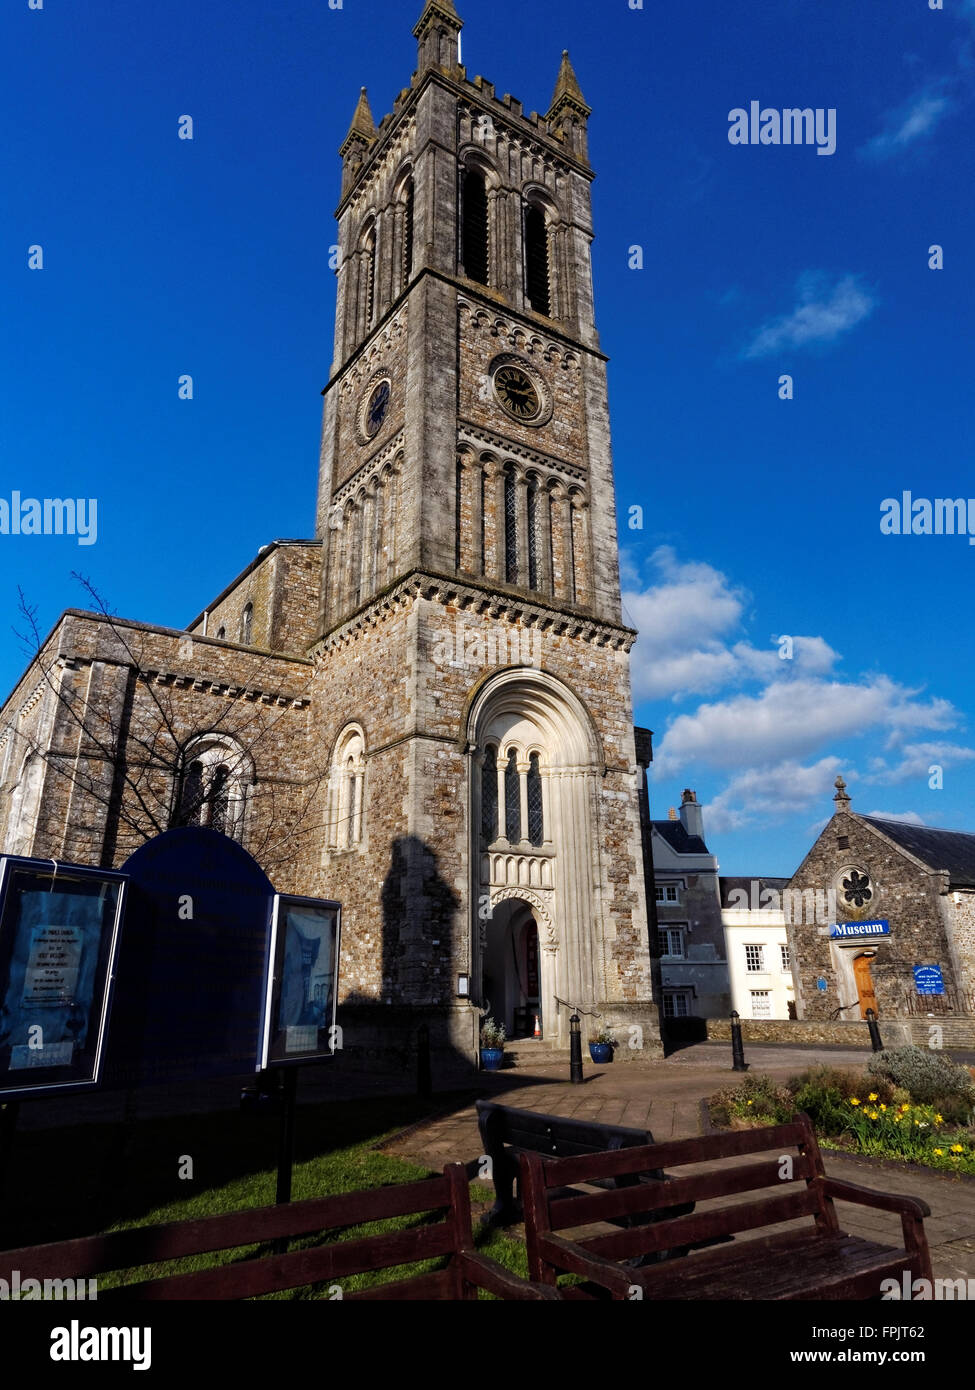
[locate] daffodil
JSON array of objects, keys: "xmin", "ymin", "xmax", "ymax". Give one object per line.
[
  {"xmin": 880, "ymin": 1104, "xmax": 887, "ymax": 1112},
  {"xmin": 935, "ymin": 1114, "xmax": 944, "ymax": 1124},
  {"xmin": 934, "ymin": 1149, "xmax": 944, "ymax": 1156},
  {"xmin": 868, "ymin": 1093, "xmax": 878, "ymax": 1102},
  {"xmin": 850, "ymin": 1098, "xmax": 860, "ymax": 1106},
  {"xmin": 951, "ymin": 1144, "xmax": 964, "ymax": 1154},
  {"xmin": 869, "ymin": 1112, "xmax": 879, "ymax": 1120}
]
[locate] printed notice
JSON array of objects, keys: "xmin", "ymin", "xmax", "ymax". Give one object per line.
[
  {"xmin": 9, "ymin": 1041, "xmax": 74, "ymax": 1070},
  {"xmin": 22, "ymin": 925, "xmax": 83, "ymax": 1007},
  {"xmin": 285, "ymin": 1025, "xmax": 318, "ymax": 1053}
]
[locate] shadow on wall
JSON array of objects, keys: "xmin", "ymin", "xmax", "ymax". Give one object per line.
[{"xmin": 338, "ymin": 835, "xmax": 473, "ymax": 1087}]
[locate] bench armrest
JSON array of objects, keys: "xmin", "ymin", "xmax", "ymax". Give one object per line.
[
  {"xmin": 457, "ymin": 1251, "xmax": 560, "ymax": 1301},
  {"xmin": 820, "ymin": 1178, "xmax": 931, "ymax": 1220},
  {"xmin": 536, "ymin": 1233, "xmax": 641, "ymax": 1300},
  {"xmin": 821, "ymin": 1177, "xmax": 933, "ymax": 1283}
]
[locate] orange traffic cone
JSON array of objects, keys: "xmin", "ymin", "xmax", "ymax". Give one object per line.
[{"xmin": 533, "ymin": 1014, "xmax": 541, "ymax": 1039}]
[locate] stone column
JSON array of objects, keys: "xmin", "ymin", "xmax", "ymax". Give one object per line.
[
  {"xmin": 482, "ymin": 462, "xmax": 505, "ymax": 583},
  {"xmin": 570, "ymin": 492, "xmax": 591, "ymax": 607},
  {"xmin": 549, "ymin": 483, "xmax": 571, "ymax": 602},
  {"xmin": 352, "ymin": 764, "xmax": 364, "ymax": 844},
  {"xmin": 457, "ymin": 454, "xmax": 475, "ymax": 574},
  {"xmin": 517, "ymin": 759, "xmax": 530, "ymax": 845},
  {"xmin": 496, "ymin": 755, "xmax": 508, "ymax": 846}
]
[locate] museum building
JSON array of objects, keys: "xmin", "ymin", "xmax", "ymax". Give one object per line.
[{"xmin": 786, "ymin": 778, "xmax": 975, "ymax": 1023}]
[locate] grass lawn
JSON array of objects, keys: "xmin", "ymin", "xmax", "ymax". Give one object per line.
[{"xmin": 1, "ymin": 1093, "xmax": 528, "ymax": 1297}]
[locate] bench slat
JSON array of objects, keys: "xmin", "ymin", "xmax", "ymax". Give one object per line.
[
  {"xmin": 105, "ymin": 1220, "xmax": 459, "ymax": 1300},
  {"xmin": 574, "ymin": 1185, "xmax": 821, "ymax": 1261},
  {"xmin": 0, "ymin": 1176, "xmax": 452, "ymax": 1281},
  {"xmin": 538, "ymin": 1120, "xmax": 810, "ymax": 1187},
  {"xmin": 544, "ymin": 1155, "xmax": 814, "ymax": 1230}
]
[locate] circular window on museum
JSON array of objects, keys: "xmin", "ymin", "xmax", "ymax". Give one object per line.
[{"xmin": 832, "ymin": 865, "xmax": 876, "ymax": 917}]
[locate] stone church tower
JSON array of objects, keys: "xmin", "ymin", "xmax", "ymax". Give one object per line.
[
  {"xmin": 0, "ymin": 1, "xmax": 658, "ymax": 1076},
  {"xmin": 308, "ymin": 1, "xmax": 658, "ymax": 1065}
]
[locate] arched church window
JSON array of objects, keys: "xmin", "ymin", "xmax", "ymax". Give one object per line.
[
  {"xmin": 524, "ymin": 202, "xmax": 551, "ymax": 315},
  {"xmin": 175, "ymin": 738, "xmax": 251, "ymax": 842},
  {"xmin": 481, "ymin": 745, "xmax": 498, "ymax": 841},
  {"xmin": 240, "ymin": 603, "xmax": 253, "ymax": 645},
  {"xmin": 462, "ymin": 169, "xmax": 489, "ymax": 286},
  {"xmin": 504, "ymin": 468, "xmax": 517, "ymax": 584},
  {"xmin": 504, "ymin": 748, "xmax": 521, "ymax": 843},
  {"xmin": 329, "ymin": 725, "xmax": 366, "ymax": 850},
  {"xmin": 527, "ymin": 752, "xmax": 544, "ymax": 847}
]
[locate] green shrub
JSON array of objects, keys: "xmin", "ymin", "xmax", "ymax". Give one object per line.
[
  {"xmin": 708, "ymin": 1073, "xmax": 793, "ymax": 1127},
  {"xmin": 867, "ymin": 1046, "xmax": 975, "ymax": 1109}
]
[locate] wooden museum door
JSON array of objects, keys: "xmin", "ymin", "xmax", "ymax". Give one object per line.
[{"xmin": 853, "ymin": 953, "xmax": 879, "ymax": 1018}]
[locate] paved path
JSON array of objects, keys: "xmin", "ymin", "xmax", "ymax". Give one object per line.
[{"xmin": 381, "ymin": 1049, "xmax": 975, "ymax": 1284}]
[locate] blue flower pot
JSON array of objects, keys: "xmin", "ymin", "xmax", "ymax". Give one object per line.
[
  {"xmin": 480, "ymin": 1047, "xmax": 504, "ymax": 1071},
  {"xmin": 589, "ymin": 1042, "xmax": 613, "ymax": 1064}
]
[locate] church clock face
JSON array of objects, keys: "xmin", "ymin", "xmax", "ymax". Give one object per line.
[
  {"xmin": 494, "ymin": 364, "xmax": 541, "ymax": 422},
  {"xmin": 489, "ymin": 355, "xmax": 553, "ymax": 427},
  {"xmin": 359, "ymin": 376, "xmax": 392, "ymax": 440}
]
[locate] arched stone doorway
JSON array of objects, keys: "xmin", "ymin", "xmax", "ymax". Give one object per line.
[
  {"xmin": 467, "ymin": 668, "xmax": 602, "ymax": 1048},
  {"xmin": 482, "ymin": 897, "xmax": 542, "ymax": 1039}
]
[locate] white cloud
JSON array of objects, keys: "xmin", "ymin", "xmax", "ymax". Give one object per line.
[
  {"xmin": 743, "ymin": 273, "xmax": 877, "ymax": 359},
  {"xmin": 861, "ymin": 90, "xmax": 953, "ymax": 160},
  {"xmin": 864, "ymin": 810, "xmax": 927, "ymax": 826},
  {"xmin": 865, "ymin": 741, "xmax": 975, "ymax": 785},
  {"xmin": 653, "ymin": 676, "xmax": 955, "ymax": 776},
  {"xmin": 625, "ymin": 547, "xmax": 839, "ymax": 701},
  {"xmin": 704, "ymin": 758, "xmax": 843, "ymax": 833}
]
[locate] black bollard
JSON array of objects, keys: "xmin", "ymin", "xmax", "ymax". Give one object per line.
[
  {"xmin": 569, "ymin": 1013, "xmax": 584, "ymax": 1084},
  {"xmin": 865, "ymin": 1009, "xmax": 883, "ymax": 1053},
  {"xmin": 416, "ymin": 1022, "xmax": 432, "ymax": 1099},
  {"xmin": 730, "ymin": 1011, "xmax": 749, "ymax": 1072}
]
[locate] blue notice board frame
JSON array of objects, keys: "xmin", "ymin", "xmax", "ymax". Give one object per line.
[
  {"xmin": 260, "ymin": 894, "xmax": 341, "ymax": 1069},
  {"xmin": 0, "ymin": 856, "xmax": 127, "ymax": 1101}
]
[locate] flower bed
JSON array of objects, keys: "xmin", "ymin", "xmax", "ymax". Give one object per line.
[{"xmin": 708, "ymin": 1051, "xmax": 975, "ymax": 1176}]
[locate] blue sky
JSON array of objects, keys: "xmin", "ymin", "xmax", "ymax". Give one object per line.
[{"xmin": 2, "ymin": 0, "xmax": 973, "ymax": 877}]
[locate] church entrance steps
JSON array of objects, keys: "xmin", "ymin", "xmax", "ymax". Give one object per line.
[{"xmin": 501, "ymin": 1041, "xmax": 570, "ymax": 1069}]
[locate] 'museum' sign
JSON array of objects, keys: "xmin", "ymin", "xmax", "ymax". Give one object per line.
[{"xmin": 829, "ymin": 919, "xmax": 891, "ymax": 940}]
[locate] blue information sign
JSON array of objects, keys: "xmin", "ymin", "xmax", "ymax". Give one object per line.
[
  {"xmin": 829, "ymin": 919, "xmax": 891, "ymax": 940},
  {"xmin": 914, "ymin": 964, "xmax": 945, "ymax": 996},
  {"xmin": 816, "ymin": 977, "xmax": 828, "ymax": 992}
]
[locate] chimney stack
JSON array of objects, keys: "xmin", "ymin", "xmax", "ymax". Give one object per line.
[{"xmin": 679, "ymin": 788, "xmax": 705, "ymax": 840}]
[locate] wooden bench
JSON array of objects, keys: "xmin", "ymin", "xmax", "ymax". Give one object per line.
[
  {"xmin": 475, "ymin": 1099, "xmax": 693, "ymax": 1235},
  {"xmin": 519, "ymin": 1113, "xmax": 934, "ymax": 1300},
  {"xmin": 0, "ymin": 1164, "xmax": 556, "ymax": 1301}
]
